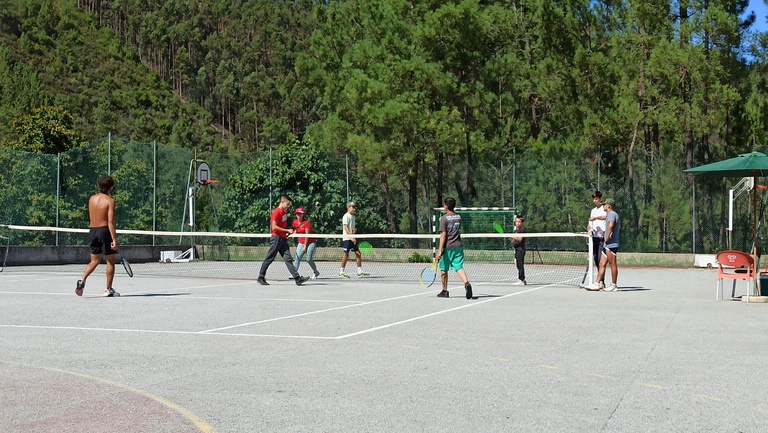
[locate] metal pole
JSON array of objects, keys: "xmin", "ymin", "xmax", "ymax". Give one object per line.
[
  {"xmin": 512, "ymin": 147, "xmax": 516, "ymax": 208},
  {"xmin": 346, "ymin": 153, "xmax": 350, "ymax": 203},
  {"xmin": 56, "ymin": 153, "xmax": 60, "ymax": 247},
  {"xmin": 728, "ymin": 189, "xmax": 734, "ymax": 250},
  {"xmin": 597, "ymin": 145, "xmax": 601, "ymax": 191},
  {"xmin": 269, "ymin": 148, "xmax": 273, "ymax": 206},
  {"xmin": 692, "ymin": 180, "xmax": 696, "ymax": 255},
  {"xmin": 107, "ymin": 132, "xmax": 111, "ymax": 175},
  {"xmin": 153, "ymin": 140, "xmax": 157, "ymax": 246}
]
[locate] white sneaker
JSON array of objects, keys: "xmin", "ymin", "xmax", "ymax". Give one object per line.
[
  {"xmin": 310, "ymin": 274, "xmax": 317, "ymax": 280},
  {"xmin": 583, "ymin": 282, "xmax": 603, "ymax": 291},
  {"xmin": 512, "ymin": 280, "xmax": 525, "ymax": 286},
  {"xmin": 605, "ymin": 283, "xmax": 618, "ymax": 292}
]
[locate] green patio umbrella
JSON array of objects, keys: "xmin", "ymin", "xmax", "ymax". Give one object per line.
[
  {"xmin": 684, "ymin": 152, "xmax": 768, "ymax": 300},
  {"xmin": 684, "ymin": 151, "xmax": 768, "ymax": 178}
]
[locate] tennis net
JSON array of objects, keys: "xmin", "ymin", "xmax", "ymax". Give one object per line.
[{"xmin": 0, "ymin": 225, "xmax": 592, "ymax": 285}]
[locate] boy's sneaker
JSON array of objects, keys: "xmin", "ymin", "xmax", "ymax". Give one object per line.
[
  {"xmin": 512, "ymin": 280, "xmax": 526, "ymax": 286},
  {"xmin": 605, "ymin": 283, "xmax": 618, "ymax": 292},
  {"xmin": 465, "ymin": 282, "xmax": 473, "ymax": 299},
  {"xmin": 310, "ymin": 272, "xmax": 319, "ymax": 280},
  {"xmin": 103, "ymin": 288, "xmax": 120, "ymax": 297},
  {"xmin": 583, "ymin": 282, "xmax": 603, "ymax": 291},
  {"xmin": 339, "ymin": 272, "xmax": 349, "ymax": 278},
  {"xmin": 257, "ymin": 277, "xmax": 269, "ymax": 286},
  {"xmin": 295, "ymin": 276, "xmax": 310, "ymax": 286},
  {"xmin": 75, "ymin": 280, "xmax": 85, "ymax": 297},
  {"xmin": 357, "ymin": 272, "xmax": 369, "ymax": 277},
  {"xmin": 437, "ymin": 290, "xmax": 449, "ymax": 298}
]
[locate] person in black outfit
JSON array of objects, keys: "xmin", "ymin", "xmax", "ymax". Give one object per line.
[{"xmin": 511, "ymin": 216, "xmax": 526, "ymax": 285}]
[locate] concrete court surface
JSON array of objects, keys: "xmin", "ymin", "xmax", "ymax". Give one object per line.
[{"xmin": 1, "ymin": 265, "xmax": 767, "ymax": 433}]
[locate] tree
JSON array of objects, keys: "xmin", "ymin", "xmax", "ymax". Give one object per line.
[{"xmin": 5, "ymin": 106, "xmax": 84, "ymax": 153}]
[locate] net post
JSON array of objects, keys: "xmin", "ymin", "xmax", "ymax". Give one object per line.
[
  {"xmin": 587, "ymin": 232, "xmax": 594, "ymax": 284},
  {"xmin": 431, "ymin": 211, "xmax": 436, "ymax": 260},
  {"xmin": 0, "ymin": 229, "xmax": 8, "ymax": 272}
]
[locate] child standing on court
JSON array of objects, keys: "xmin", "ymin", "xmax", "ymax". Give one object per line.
[
  {"xmin": 511, "ymin": 216, "xmax": 527, "ymax": 285},
  {"xmin": 339, "ymin": 201, "xmax": 368, "ymax": 278},
  {"xmin": 436, "ymin": 197, "xmax": 473, "ymax": 299},
  {"xmin": 293, "ymin": 207, "xmax": 320, "ymax": 280}
]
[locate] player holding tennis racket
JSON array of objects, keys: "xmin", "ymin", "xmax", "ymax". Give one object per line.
[
  {"xmin": 511, "ymin": 216, "xmax": 527, "ymax": 285},
  {"xmin": 436, "ymin": 197, "xmax": 473, "ymax": 299},
  {"xmin": 339, "ymin": 201, "xmax": 369, "ymax": 278},
  {"xmin": 76, "ymin": 176, "xmax": 120, "ymax": 297}
]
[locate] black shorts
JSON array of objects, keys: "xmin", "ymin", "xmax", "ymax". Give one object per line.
[
  {"xmin": 342, "ymin": 240, "xmax": 359, "ymax": 253},
  {"xmin": 89, "ymin": 227, "xmax": 117, "ymax": 256}
]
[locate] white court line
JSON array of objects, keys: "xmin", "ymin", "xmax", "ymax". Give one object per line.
[
  {"xmin": 0, "ymin": 291, "xmax": 78, "ymax": 296},
  {"xmin": 199, "ymin": 290, "xmax": 434, "ymax": 333},
  {"xmin": 1, "ymin": 282, "xmax": 564, "ymax": 339},
  {"xmin": 0, "ymin": 292, "xmax": 362, "ymax": 303},
  {"xmin": 0, "ymin": 324, "xmax": 331, "ymax": 340},
  {"xmin": 0, "ymin": 276, "xmax": 78, "ymax": 283},
  {"xmin": 332, "ymin": 284, "xmax": 553, "ymax": 340}
]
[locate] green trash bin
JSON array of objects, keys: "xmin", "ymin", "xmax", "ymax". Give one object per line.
[{"xmin": 760, "ymin": 272, "xmax": 768, "ymax": 296}]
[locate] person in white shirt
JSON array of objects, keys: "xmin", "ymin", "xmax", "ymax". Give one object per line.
[
  {"xmin": 339, "ymin": 201, "xmax": 368, "ymax": 278},
  {"xmin": 587, "ymin": 191, "xmax": 606, "ymax": 284}
]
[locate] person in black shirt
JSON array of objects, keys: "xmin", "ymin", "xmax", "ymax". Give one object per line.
[{"xmin": 511, "ymin": 216, "xmax": 526, "ymax": 286}]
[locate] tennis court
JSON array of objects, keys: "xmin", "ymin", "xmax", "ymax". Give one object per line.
[{"xmin": 2, "ymin": 265, "xmax": 767, "ymax": 432}]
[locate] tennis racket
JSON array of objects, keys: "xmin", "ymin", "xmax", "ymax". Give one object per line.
[
  {"xmin": 419, "ymin": 260, "xmax": 439, "ymax": 288},
  {"xmin": 359, "ymin": 241, "xmax": 373, "ymax": 257},
  {"xmin": 120, "ymin": 254, "xmax": 134, "ymax": 277},
  {"xmin": 493, "ymin": 221, "xmax": 504, "ymax": 234}
]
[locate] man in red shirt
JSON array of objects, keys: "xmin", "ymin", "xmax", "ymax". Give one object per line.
[{"xmin": 257, "ymin": 196, "xmax": 309, "ymax": 285}]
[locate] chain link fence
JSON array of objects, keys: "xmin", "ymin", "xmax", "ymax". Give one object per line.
[{"xmin": 0, "ymin": 136, "xmax": 758, "ymax": 255}]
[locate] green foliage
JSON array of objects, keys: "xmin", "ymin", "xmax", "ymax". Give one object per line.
[
  {"xmin": 407, "ymin": 252, "xmax": 432, "ymax": 263},
  {"xmin": 220, "ymin": 141, "xmax": 350, "ymax": 235},
  {"xmin": 5, "ymin": 106, "xmax": 83, "ymax": 153},
  {"xmin": 0, "ymin": 0, "xmax": 765, "ymax": 255}
]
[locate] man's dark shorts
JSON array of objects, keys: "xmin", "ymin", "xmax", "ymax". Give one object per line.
[
  {"xmin": 89, "ymin": 227, "xmax": 117, "ymax": 255},
  {"xmin": 342, "ymin": 240, "xmax": 359, "ymax": 253}
]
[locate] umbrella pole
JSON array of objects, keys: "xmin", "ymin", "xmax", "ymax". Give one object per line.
[{"xmin": 753, "ymin": 174, "xmax": 758, "ymax": 303}]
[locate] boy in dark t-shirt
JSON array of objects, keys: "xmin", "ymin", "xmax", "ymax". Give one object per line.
[
  {"xmin": 511, "ymin": 216, "xmax": 526, "ymax": 285},
  {"xmin": 436, "ymin": 197, "xmax": 473, "ymax": 299}
]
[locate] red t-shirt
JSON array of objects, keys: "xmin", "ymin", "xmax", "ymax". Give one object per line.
[
  {"xmin": 292, "ymin": 219, "xmax": 315, "ymax": 244},
  {"xmin": 271, "ymin": 207, "xmax": 289, "ymax": 238}
]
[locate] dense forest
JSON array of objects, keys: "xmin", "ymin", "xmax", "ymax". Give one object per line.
[{"xmin": 2, "ymin": 0, "xmax": 768, "ymax": 253}]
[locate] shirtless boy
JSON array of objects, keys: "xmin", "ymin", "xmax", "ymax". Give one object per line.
[{"xmin": 76, "ymin": 176, "xmax": 120, "ymax": 297}]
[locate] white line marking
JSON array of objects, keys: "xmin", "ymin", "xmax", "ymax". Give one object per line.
[
  {"xmin": 199, "ymin": 290, "xmax": 433, "ymax": 333},
  {"xmin": 0, "ymin": 324, "xmax": 331, "ymax": 339},
  {"xmin": 332, "ymin": 284, "xmax": 552, "ymax": 339},
  {"xmin": 0, "ymin": 292, "xmax": 78, "ymax": 296}
]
